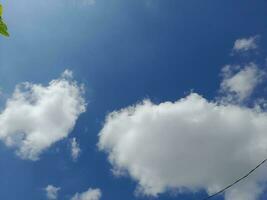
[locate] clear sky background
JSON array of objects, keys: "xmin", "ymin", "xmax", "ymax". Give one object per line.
[{"xmin": 0, "ymin": 0, "xmax": 267, "ymax": 200}]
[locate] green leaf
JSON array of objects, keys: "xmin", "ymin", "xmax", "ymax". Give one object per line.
[
  {"xmin": 0, "ymin": 4, "xmax": 9, "ymax": 37},
  {"xmin": 0, "ymin": 4, "xmax": 3, "ymax": 17},
  {"xmin": 0, "ymin": 19, "xmax": 9, "ymax": 36}
]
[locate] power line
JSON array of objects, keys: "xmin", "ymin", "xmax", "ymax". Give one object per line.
[{"xmin": 201, "ymin": 158, "xmax": 267, "ymax": 200}]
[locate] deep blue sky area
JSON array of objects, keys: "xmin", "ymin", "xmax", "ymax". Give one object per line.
[{"xmin": 0, "ymin": 0, "xmax": 267, "ymax": 200}]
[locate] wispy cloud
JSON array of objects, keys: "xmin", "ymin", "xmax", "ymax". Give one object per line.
[
  {"xmin": 220, "ymin": 63, "xmax": 265, "ymax": 103},
  {"xmin": 71, "ymin": 137, "xmax": 81, "ymax": 161},
  {"xmin": 232, "ymin": 35, "xmax": 260, "ymax": 53},
  {"xmin": 71, "ymin": 188, "xmax": 102, "ymax": 200},
  {"xmin": 45, "ymin": 185, "xmax": 60, "ymax": 200}
]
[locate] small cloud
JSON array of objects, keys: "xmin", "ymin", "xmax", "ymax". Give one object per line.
[
  {"xmin": 71, "ymin": 137, "xmax": 81, "ymax": 161},
  {"xmin": 232, "ymin": 35, "xmax": 260, "ymax": 53},
  {"xmin": 62, "ymin": 69, "xmax": 73, "ymax": 79},
  {"xmin": 71, "ymin": 188, "xmax": 102, "ymax": 200},
  {"xmin": 220, "ymin": 63, "xmax": 265, "ymax": 103},
  {"xmin": 45, "ymin": 185, "xmax": 60, "ymax": 200}
]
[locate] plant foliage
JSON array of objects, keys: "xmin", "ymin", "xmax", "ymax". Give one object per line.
[{"xmin": 0, "ymin": 4, "xmax": 9, "ymax": 37}]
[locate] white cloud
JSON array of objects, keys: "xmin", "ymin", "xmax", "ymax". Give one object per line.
[
  {"xmin": 233, "ymin": 36, "xmax": 259, "ymax": 53},
  {"xmin": 98, "ymin": 92, "xmax": 267, "ymax": 199},
  {"xmin": 62, "ymin": 69, "xmax": 74, "ymax": 78},
  {"xmin": 0, "ymin": 70, "xmax": 86, "ymax": 160},
  {"xmin": 71, "ymin": 137, "xmax": 81, "ymax": 161},
  {"xmin": 220, "ymin": 63, "xmax": 265, "ymax": 103},
  {"xmin": 71, "ymin": 188, "xmax": 102, "ymax": 200},
  {"xmin": 45, "ymin": 185, "xmax": 61, "ymax": 200}
]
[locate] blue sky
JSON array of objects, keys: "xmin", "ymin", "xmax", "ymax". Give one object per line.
[{"xmin": 0, "ymin": 0, "xmax": 267, "ymax": 200}]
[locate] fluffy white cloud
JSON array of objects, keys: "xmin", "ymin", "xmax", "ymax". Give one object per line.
[
  {"xmin": 71, "ymin": 137, "xmax": 81, "ymax": 161},
  {"xmin": 0, "ymin": 70, "xmax": 86, "ymax": 160},
  {"xmin": 98, "ymin": 92, "xmax": 267, "ymax": 199},
  {"xmin": 71, "ymin": 188, "xmax": 102, "ymax": 200},
  {"xmin": 220, "ymin": 63, "xmax": 265, "ymax": 103},
  {"xmin": 233, "ymin": 36, "xmax": 259, "ymax": 52},
  {"xmin": 45, "ymin": 185, "xmax": 60, "ymax": 200}
]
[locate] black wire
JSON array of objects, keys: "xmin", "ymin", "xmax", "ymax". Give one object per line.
[{"xmin": 201, "ymin": 158, "xmax": 267, "ymax": 200}]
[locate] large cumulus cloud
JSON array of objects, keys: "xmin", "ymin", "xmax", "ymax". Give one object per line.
[
  {"xmin": 98, "ymin": 64, "xmax": 267, "ymax": 200},
  {"xmin": 0, "ymin": 70, "xmax": 86, "ymax": 160}
]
